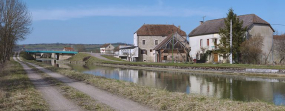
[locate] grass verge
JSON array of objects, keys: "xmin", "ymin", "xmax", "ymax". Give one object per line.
[
  {"xmin": 0, "ymin": 60, "xmax": 48, "ymax": 110},
  {"xmin": 23, "ymin": 59, "xmax": 285, "ymax": 110},
  {"xmin": 70, "ymin": 53, "xmax": 285, "ymax": 70},
  {"xmin": 101, "ymin": 55, "xmax": 125, "ymax": 61},
  {"xmin": 25, "ymin": 63, "xmax": 114, "ymax": 111}
]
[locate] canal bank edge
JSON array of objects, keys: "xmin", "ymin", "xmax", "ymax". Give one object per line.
[
  {"xmin": 64, "ymin": 52, "xmax": 285, "ymax": 77},
  {"xmin": 92, "ymin": 62, "xmax": 285, "ymax": 78}
]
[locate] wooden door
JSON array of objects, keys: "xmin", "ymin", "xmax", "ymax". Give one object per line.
[{"xmin": 214, "ymin": 53, "xmax": 218, "ymax": 62}]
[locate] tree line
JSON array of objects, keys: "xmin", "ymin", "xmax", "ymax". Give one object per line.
[{"xmin": 0, "ymin": 0, "xmax": 31, "ymax": 65}]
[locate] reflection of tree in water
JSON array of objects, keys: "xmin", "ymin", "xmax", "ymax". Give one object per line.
[
  {"xmin": 68, "ymin": 64, "xmax": 285, "ymax": 105},
  {"xmin": 136, "ymin": 70, "xmax": 190, "ymax": 93}
]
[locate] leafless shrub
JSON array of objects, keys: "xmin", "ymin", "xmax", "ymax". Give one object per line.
[
  {"xmin": 274, "ymin": 34, "xmax": 285, "ymax": 65},
  {"xmin": 240, "ymin": 35, "xmax": 264, "ymax": 64}
]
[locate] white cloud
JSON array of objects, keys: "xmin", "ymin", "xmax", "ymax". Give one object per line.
[{"xmin": 31, "ymin": 6, "xmax": 223, "ymax": 21}]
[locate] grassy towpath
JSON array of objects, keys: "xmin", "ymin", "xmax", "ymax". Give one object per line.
[
  {"xmin": 0, "ymin": 59, "xmax": 48, "ymax": 110},
  {"xmin": 21, "ymin": 56, "xmax": 154, "ymax": 111},
  {"xmin": 14, "ymin": 55, "xmax": 83, "ymax": 111}
]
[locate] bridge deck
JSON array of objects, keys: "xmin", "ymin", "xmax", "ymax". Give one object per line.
[{"xmin": 25, "ymin": 50, "xmax": 78, "ymax": 54}]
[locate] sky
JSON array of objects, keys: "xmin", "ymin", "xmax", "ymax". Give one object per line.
[{"xmin": 19, "ymin": 0, "xmax": 285, "ymax": 44}]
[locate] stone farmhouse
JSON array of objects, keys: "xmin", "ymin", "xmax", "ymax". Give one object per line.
[
  {"xmin": 188, "ymin": 14, "xmax": 274, "ymax": 63},
  {"xmin": 100, "ymin": 43, "xmax": 114, "ymax": 54},
  {"xmin": 134, "ymin": 24, "xmax": 189, "ymax": 62}
]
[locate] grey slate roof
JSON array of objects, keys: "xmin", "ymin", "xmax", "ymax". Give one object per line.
[{"xmin": 188, "ymin": 14, "xmax": 274, "ymax": 37}]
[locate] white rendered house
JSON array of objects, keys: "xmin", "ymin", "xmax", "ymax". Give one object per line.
[{"xmin": 189, "ymin": 14, "xmax": 274, "ymax": 63}]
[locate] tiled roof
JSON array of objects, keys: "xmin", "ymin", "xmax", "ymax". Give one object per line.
[
  {"xmin": 100, "ymin": 43, "xmax": 111, "ymax": 48},
  {"xmin": 274, "ymin": 35, "xmax": 285, "ymax": 40},
  {"xmin": 189, "ymin": 14, "xmax": 274, "ymax": 37},
  {"xmin": 63, "ymin": 47, "xmax": 74, "ymax": 51},
  {"xmin": 136, "ymin": 24, "xmax": 186, "ymax": 36}
]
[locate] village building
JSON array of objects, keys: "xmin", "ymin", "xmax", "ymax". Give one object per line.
[
  {"xmin": 188, "ymin": 14, "xmax": 274, "ymax": 63},
  {"xmin": 100, "ymin": 43, "xmax": 114, "ymax": 54},
  {"xmin": 114, "ymin": 45, "xmax": 139, "ymax": 61},
  {"xmin": 134, "ymin": 24, "xmax": 189, "ymax": 62},
  {"xmin": 63, "ymin": 47, "xmax": 75, "ymax": 51}
]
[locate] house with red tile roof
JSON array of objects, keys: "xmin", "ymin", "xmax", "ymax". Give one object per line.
[
  {"xmin": 134, "ymin": 24, "xmax": 189, "ymax": 62},
  {"xmin": 100, "ymin": 43, "xmax": 114, "ymax": 54},
  {"xmin": 63, "ymin": 47, "xmax": 75, "ymax": 51}
]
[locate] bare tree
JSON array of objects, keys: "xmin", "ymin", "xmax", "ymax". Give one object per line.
[
  {"xmin": 240, "ymin": 35, "xmax": 264, "ymax": 64},
  {"xmin": 274, "ymin": 34, "xmax": 285, "ymax": 64},
  {"xmin": 0, "ymin": 0, "xmax": 31, "ymax": 64}
]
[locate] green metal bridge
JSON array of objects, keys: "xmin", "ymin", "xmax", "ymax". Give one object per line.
[
  {"xmin": 25, "ymin": 50, "xmax": 78, "ymax": 60},
  {"xmin": 25, "ymin": 50, "xmax": 78, "ymax": 54}
]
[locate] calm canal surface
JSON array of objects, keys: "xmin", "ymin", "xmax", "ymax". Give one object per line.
[{"xmin": 40, "ymin": 60, "xmax": 285, "ymax": 105}]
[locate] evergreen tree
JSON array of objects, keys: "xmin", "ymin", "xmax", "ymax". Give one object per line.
[{"xmin": 217, "ymin": 8, "xmax": 247, "ymax": 63}]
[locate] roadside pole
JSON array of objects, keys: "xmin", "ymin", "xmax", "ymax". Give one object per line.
[
  {"xmin": 172, "ymin": 33, "xmax": 174, "ymax": 63},
  {"xmin": 230, "ymin": 19, "xmax": 233, "ymax": 64}
]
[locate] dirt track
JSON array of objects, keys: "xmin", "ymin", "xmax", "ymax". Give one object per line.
[
  {"xmin": 17, "ymin": 54, "xmax": 153, "ymax": 111},
  {"xmin": 14, "ymin": 56, "xmax": 82, "ymax": 111}
]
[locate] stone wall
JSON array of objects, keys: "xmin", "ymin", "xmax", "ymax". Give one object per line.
[{"xmin": 137, "ymin": 35, "xmax": 166, "ymax": 62}]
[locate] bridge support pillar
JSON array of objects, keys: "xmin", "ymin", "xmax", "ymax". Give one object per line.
[
  {"xmin": 34, "ymin": 53, "xmax": 37, "ymax": 60},
  {"xmin": 56, "ymin": 53, "xmax": 59, "ymax": 60}
]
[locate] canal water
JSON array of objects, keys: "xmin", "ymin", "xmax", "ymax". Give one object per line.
[{"xmin": 40, "ymin": 60, "xmax": 285, "ymax": 105}]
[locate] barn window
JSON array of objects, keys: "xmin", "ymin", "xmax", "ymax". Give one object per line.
[
  {"xmin": 207, "ymin": 39, "xmax": 209, "ymax": 46},
  {"xmin": 141, "ymin": 49, "xmax": 147, "ymax": 55},
  {"xmin": 200, "ymin": 39, "xmax": 203, "ymax": 47},
  {"xmin": 155, "ymin": 40, "xmax": 158, "ymax": 45}
]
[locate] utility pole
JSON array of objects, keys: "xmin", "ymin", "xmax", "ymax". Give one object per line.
[
  {"xmin": 172, "ymin": 33, "xmax": 174, "ymax": 63},
  {"xmin": 230, "ymin": 19, "xmax": 233, "ymax": 64}
]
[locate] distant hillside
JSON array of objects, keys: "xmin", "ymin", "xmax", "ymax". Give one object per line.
[{"xmin": 17, "ymin": 42, "xmax": 131, "ymax": 53}]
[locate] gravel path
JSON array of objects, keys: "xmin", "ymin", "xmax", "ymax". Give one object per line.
[
  {"xmin": 24, "ymin": 59, "xmax": 153, "ymax": 111},
  {"xmin": 87, "ymin": 53, "xmax": 118, "ymax": 62},
  {"xmin": 14, "ymin": 56, "xmax": 82, "ymax": 111}
]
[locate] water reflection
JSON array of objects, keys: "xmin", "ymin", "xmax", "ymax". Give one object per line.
[
  {"xmin": 70, "ymin": 65, "xmax": 285, "ymax": 105},
  {"xmin": 40, "ymin": 60, "xmax": 285, "ymax": 105},
  {"xmin": 38, "ymin": 59, "xmax": 71, "ymax": 69}
]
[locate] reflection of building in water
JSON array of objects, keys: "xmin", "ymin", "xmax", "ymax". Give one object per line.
[
  {"xmin": 188, "ymin": 76, "xmax": 223, "ymax": 98},
  {"xmin": 187, "ymin": 75, "xmax": 285, "ymax": 103},
  {"xmin": 136, "ymin": 70, "xmax": 157, "ymax": 87},
  {"xmin": 118, "ymin": 69, "xmax": 139, "ymax": 83}
]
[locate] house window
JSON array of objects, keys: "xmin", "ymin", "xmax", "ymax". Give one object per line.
[
  {"xmin": 150, "ymin": 49, "xmax": 152, "ymax": 52},
  {"xmin": 214, "ymin": 38, "xmax": 217, "ymax": 49},
  {"xmin": 142, "ymin": 40, "xmax": 145, "ymax": 45},
  {"xmin": 155, "ymin": 40, "xmax": 158, "ymax": 45},
  {"xmin": 141, "ymin": 49, "xmax": 147, "ymax": 55},
  {"xmin": 164, "ymin": 56, "xmax": 167, "ymax": 60},
  {"xmin": 207, "ymin": 39, "xmax": 209, "ymax": 46},
  {"xmin": 200, "ymin": 39, "xmax": 203, "ymax": 47}
]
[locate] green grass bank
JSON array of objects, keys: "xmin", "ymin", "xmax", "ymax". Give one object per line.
[
  {"xmin": 0, "ymin": 60, "xmax": 48, "ymax": 110},
  {"xmin": 25, "ymin": 63, "xmax": 114, "ymax": 111}
]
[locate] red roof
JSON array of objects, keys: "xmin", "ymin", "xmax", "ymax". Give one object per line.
[
  {"xmin": 274, "ymin": 35, "xmax": 285, "ymax": 40},
  {"xmin": 136, "ymin": 24, "xmax": 186, "ymax": 36},
  {"xmin": 63, "ymin": 47, "xmax": 74, "ymax": 51}
]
